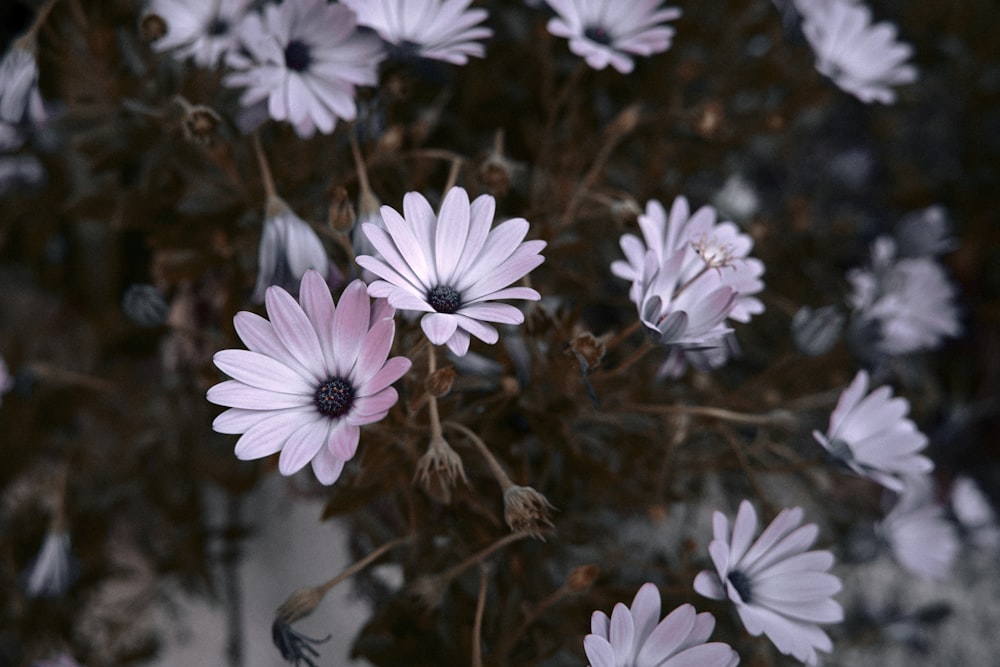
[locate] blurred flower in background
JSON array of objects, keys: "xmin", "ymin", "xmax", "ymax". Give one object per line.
[
  {"xmin": 253, "ymin": 197, "xmax": 337, "ymax": 304},
  {"xmin": 877, "ymin": 475, "xmax": 959, "ymax": 580},
  {"xmin": 143, "ymin": 0, "xmax": 252, "ymax": 67},
  {"xmin": 23, "ymin": 530, "xmax": 78, "ymax": 599}
]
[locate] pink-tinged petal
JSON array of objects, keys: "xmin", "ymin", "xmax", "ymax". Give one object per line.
[
  {"xmin": 740, "ymin": 506, "xmax": 805, "ymax": 572},
  {"xmin": 445, "ymin": 328, "xmax": 471, "ymax": 356},
  {"xmin": 381, "ymin": 202, "xmax": 436, "ymax": 285},
  {"xmin": 349, "ymin": 387, "xmax": 399, "ymax": 420},
  {"xmin": 299, "ymin": 269, "xmax": 337, "ymax": 375},
  {"xmin": 402, "ymin": 191, "xmax": 437, "ymax": 256},
  {"xmin": 465, "ymin": 286, "xmax": 540, "ymax": 305},
  {"xmin": 207, "ymin": 381, "xmax": 312, "ymax": 409},
  {"xmin": 359, "ymin": 224, "xmax": 429, "ymax": 292},
  {"xmin": 233, "ymin": 312, "xmax": 314, "ymax": 380},
  {"xmin": 461, "ymin": 242, "xmax": 546, "ymax": 302},
  {"xmin": 745, "ymin": 523, "xmax": 819, "ymax": 577},
  {"xmin": 212, "ymin": 407, "xmax": 294, "ymax": 435},
  {"xmin": 213, "ymin": 350, "xmax": 314, "ymax": 395},
  {"xmin": 356, "ymin": 356, "xmax": 411, "ymax": 396},
  {"xmin": 363, "ymin": 275, "xmax": 435, "ymax": 312},
  {"xmin": 453, "ymin": 314, "xmax": 499, "ymax": 345},
  {"xmin": 421, "ymin": 312, "xmax": 459, "ymax": 345},
  {"xmin": 583, "ymin": 635, "xmax": 615, "ymax": 667},
  {"xmin": 328, "ymin": 420, "xmax": 361, "ymax": 460},
  {"xmin": 658, "ymin": 644, "xmax": 739, "ymax": 667},
  {"xmin": 828, "ymin": 370, "xmax": 869, "ymax": 435},
  {"xmin": 712, "ymin": 510, "xmax": 730, "ymax": 543},
  {"xmin": 233, "ymin": 409, "xmax": 315, "ymax": 460},
  {"xmin": 434, "ymin": 187, "xmax": 472, "ymax": 286},
  {"xmin": 685, "ymin": 612, "xmax": 717, "ymax": 648},
  {"xmin": 351, "ymin": 318, "xmax": 397, "ymax": 388},
  {"xmin": 630, "ymin": 583, "xmax": 662, "ymax": 644},
  {"xmin": 350, "ymin": 408, "xmax": 389, "ymax": 426},
  {"xmin": 311, "ymin": 447, "xmax": 345, "ymax": 485},
  {"xmin": 694, "ymin": 571, "xmax": 725, "ymax": 601},
  {"xmin": 728, "ymin": 500, "xmax": 759, "ymax": 565},
  {"xmin": 277, "ymin": 417, "xmax": 331, "ymax": 475},
  {"xmin": 591, "ymin": 610, "xmax": 610, "ymax": 638},
  {"xmin": 265, "ymin": 285, "xmax": 326, "ymax": 371},
  {"xmin": 609, "ymin": 603, "xmax": 635, "ymax": 659},
  {"xmin": 458, "ymin": 302, "xmax": 525, "ymax": 324},
  {"xmin": 331, "ymin": 280, "xmax": 371, "ymax": 376},
  {"xmin": 453, "ymin": 218, "xmax": 531, "ymax": 292},
  {"xmin": 449, "ymin": 194, "xmax": 494, "ymax": 282},
  {"xmin": 635, "ymin": 603, "xmax": 695, "ymax": 663}
]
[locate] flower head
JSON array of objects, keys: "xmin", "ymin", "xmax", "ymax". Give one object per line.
[
  {"xmin": 694, "ymin": 500, "xmax": 843, "ymax": 666},
  {"xmin": 253, "ymin": 197, "xmax": 335, "ymax": 304},
  {"xmin": 357, "ymin": 186, "xmax": 545, "ymax": 357},
  {"xmin": 797, "ymin": 0, "xmax": 917, "ymax": 104},
  {"xmin": 878, "ymin": 475, "xmax": 958, "ymax": 580},
  {"xmin": 0, "ymin": 44, "xmax": 42, "ymax": 124},
  {"xmin": 585, "ymin": 582, "xmax": 739, "ymax": 667},
  {"xmin": 208, "ymin": 272, "xmax": 411, "ymax": 486},
  {"xmin": 812, "ymin": 370, "xmax": 932, "ymax": 492},
  {"xmin": 342, "ymin": 0, "xmax": 492, "ymax": 64},
  {"xmin": 545, "ymin": 0, "xmax": 681, "ymax": 74},
  {"xmin": 224, "ymin": 0, "xmax": 384, "ymax": 137},
  {"xmin": 144, "ymin": 0, "xmax": 252, "ymax": 67}
]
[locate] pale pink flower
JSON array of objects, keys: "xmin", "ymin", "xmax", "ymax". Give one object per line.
[
  {"xmin": 694, "ymin": 500, "xmax": 843, "ymax": 666},
  {"xmin": 357, "ymin": 187, "xmax": 545, "ymax": 357},
  {"xmin": 208, "ymin": 272, "xmax": 411, "ymax": 485},
  {"xmin": 812, "ymin": 370, "xmax": 933, "ymax": 492},
  {"xmin": 585, "ymin": 582, "xmax": 739, "ymax": 667},
  {"xmin": 545, "ymin": 0, "xmax": 681, "ymax": 74}
]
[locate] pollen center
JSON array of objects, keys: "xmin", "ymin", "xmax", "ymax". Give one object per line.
[
  {"xmin": 428, "ymin": 285, "xmax": 461, "ymax": 314},
  {"xmin": 727, "ymin": 570, "xmax": 753, "ymax": 603},
  {"xmin": 284, "ymin": 39, "xmax": 313, "ymax": 72},
  {"xmin": 584, "ymin": 25, "xmax": 612, "ymax": 46},
  {"xmin": 314, "ymin": 377, "xmax": 354, "ymax": 418}
]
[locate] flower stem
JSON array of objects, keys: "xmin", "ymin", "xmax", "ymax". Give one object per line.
[
  {"xmin": 17, "ymin": 0, "xmax": 59, "ymax": 47},
  {"xmin": 629, "ymin": 403, "xmax": 797, "ymax": 427},
  {"xmin": 252, "ymin": 130, "xmax": 277, "ymax": 202},
  {"xmin": 445, "ymin": 420, "xmax": 514, "ymax": 492},
  {"xmin": 604, "ymin": 319, "xmax": 642, "ymax": 352},
  {"xmin": 471, "ymin": 565, "xmax": 489, "ymax": 667},
  {"xmin": 315, "ymin": 535, "xmax": 410, "ymax": 596},
  {"xmin": 426, "ymin": 347, "xmax": 445, "ymax": 444}
]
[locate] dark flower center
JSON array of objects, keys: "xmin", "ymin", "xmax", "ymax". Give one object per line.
[
  {"xmin": 314, "ymin": 377, "xmax": 354, "ymax": 418},
  {"xmin": 828, "ymin": 438, "xmax": 854, "ymax": 463},
  {"xmin": 284, "ymin": 39, "xmax": 313, "ymax": 72},
  {"xmin": 584, "ymin": 25, "xmax": 612, "ymax": 46},
  {"xmin": 727, "ymin": 570, "xmax": 753, "ymax": 603},
  {"xmin": 208, "ymin": 17, "xmax": 229, "ymax": 36},
  {"xmin": 428, "ymin": 285, "xmax": 461, "ymax": 314}
]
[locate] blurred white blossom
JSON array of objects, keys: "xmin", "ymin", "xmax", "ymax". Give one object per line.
[
  {"xmin": 253, "ymin": 197, "xmax": 336, "ymax": 304},
  {"xmin": 950, "ymin": 476, "xmax": 1000, "ymax": 553},
  {"xmin": 24, "ymin": 531, "xmax": 77, "ymax": 599},
  {"xmin": 878, "ymin": 475, "xmax": 959, "ymax": 580},
  {"xmin": 144, "ymin": 0, "xmax": 252, "ymax": 67}
]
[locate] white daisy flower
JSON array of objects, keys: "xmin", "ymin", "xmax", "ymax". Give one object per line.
[
  {"xmin": 356, "ymin": 186, "xmax": 546, "ymax": 357},
  {"xmin": 694, "ymin": 500, "xmax": 843, "ymax": 666},
  {"xmin": 224, "ymin": 0, "xmax": 384, "ymax": 138},
  {"xmin": 545, "ymin": 0, "xmax": 681, "ymax": 74},
  {"xmin": 342, "ymin": 0, "xmax": 493, "ymax": 65},
  {"xmin": 812, "ymin": 370, "xmax": 932, "ymax": 492},
  {"xmin": 144, "ymin": 0, "xmax": 252, "ymax": 67},
  {"xmin": 797, "ymin": 0, "xmax": 917, "ymax": 104},
  {"xmin": 878, "ymin": 475, "xmax": 959, "ymax": 580},
  {"xmin": 252, "ymin": 196, "xmax": 335, "ymax": 304},
  {"xmin": 585, "ymin": 582, "xmax": 739, "ymax": 667}
]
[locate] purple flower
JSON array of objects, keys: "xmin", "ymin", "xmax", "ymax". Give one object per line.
[
  {"xmin": 694, "ymin": 500, "xmax": 843, "ymax": 666},
  {"xmin": 796, "ymin": 0, "xmax": 917, "ymax": 104},
  {"xmin": 208, "ymin": 272, "xmax": 411, "ymax": 486},
  {"xmin": 585, "ymin": 582, "xmax": 739, "ymax": 667},
  {"xmin": 224, "ymin": 0, "xmax": 383, "ymax": 137},
  {"xmin": 544, "ymin": 0, "xmax": 681, "ymax": 74},
  {"xmin": 812, "ymin": 370, "xmax": 933, "ymax": 492},
  {"xmin": 342, "ymin": 0, "xmax": 492, "ymax": 65},
  {"xmin": 253, "ymin": 197, "xmax": 336, "ymax": 304},
  {"xmin": 144, "ymin": 0, "xmax": 252, "ymax": 67},
  {"xmin": 357, "ymin": 187, "xmax": 545, "ymax": 357},
  {"xmin": 878, "ymin": 476, "xmax": 958, "ymax": 580}
]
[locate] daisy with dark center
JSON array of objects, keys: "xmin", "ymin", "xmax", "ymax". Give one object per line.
[
  {"xmin": 544, "ymin": 0, "xmax": 681, "ymax": 74},
  {"xmin": 694, "ymin": 500, "xmax": 843, "ymax": 666},
  {"xmin": 224, "ymin": 0, "xmax": 384, "ymax": 138},
  {"xmin": 144, "ymin": 0, "xmax": 252, "ymax": 67},
  {"xmin": 357, "ymin": 186, "xmax": 546, "ymax": 357},
  {"xmin": 207, "ymin": 272, "xmax": 411, "ymax": 485}
]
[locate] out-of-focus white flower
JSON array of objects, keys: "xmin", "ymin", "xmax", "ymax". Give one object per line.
[
  {"xmin": 796, "ymin": 0, "xmax": 917, "ymax": 104},
  {"xmin": 545, "ymin": 0, "xmax": 681, "ymax": 74},
  {"xmin": 694, "ymin": 500, "xmax": 843, "ymax": 666},
  {"xmin": 144, "ymin": 0, "xmax": 252, "ymax": 67},
  {"xmin": 584, "ymin": 582, "xmax": 739, "ymax": 667},
  {"xmin": 813, "ymin": 370, "xmax": 932, "ymax": 492},
  {"xmin": 253, "ymin": 197, "xmax": 335, "ymax": 304},
  {"xmin": 894, "ymin": 205, "xmax": 955, "ymax": 258},
  {"xmin": 950, "ymin": 476, "xmax": 1000, "ymax": 553},
  {"xmin": 878, "ymin": 475, "xmax": 959, "ymax": 580},
  {"xmin": 357, "ymin": 187, "xmax": 545, "ymax": 357},
  {"xmin": 713, "ymin": 173, "xmax": 760, "ymax": 222},
  {"xmin": 24, "ymin": 531, "xmax": 78, "ymax": 598},
  {"xmin": 224, "ymin": 0, "xmax": 383, "ymax": 138},
  {"xmin": 342, "ymin": 0, "xmax": 492, "ymax": 65},
  {"xmin": 0, "ymin": 44, "xmax": 41, "ymax": 124},
  {"xmin": 847, "ymin": 236, "xmax": 961, "ymax": 357},
  {"xmin": 791, "ymin": 305, "xmax": 844, "ymax": 356}
]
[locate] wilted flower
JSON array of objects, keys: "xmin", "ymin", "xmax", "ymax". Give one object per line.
[
  {"xmin": 544, "ymin": 0, "xmax": 681, "ymax": 74},
  {"xmin": 0, "ymin": 44, "xmax": 42, "ymax": 124},
  {"xmin": 503, "ymin": 485, "xmax": 555, "ymax": 539},
  {"xmin": 791, "ymin": 305, "xmax": 845, "ymax": 356},
  {"xmin": 271, "ymin": 617, "xmax": 329, "ymax": 667},
  {"xmin": 585, "ymin": 583, "xmax": 739, "ymax": 667},
  {"xmin": 414, "ymin": 435, "xmax": 468, "ymax": 503},
  {"xmin": 253, "ymin": 197, "xmax": 335, "ymax": 304},
  {"xmin": 797, "ymin": 0, "xmax": 917, "ymax": 104},
  {"xmin": 24, "ymin": 531, "xmax": 78, "ymax": 598},
  {"xmin": 144, "ymin": 0, "xmax": 251, "ymax": 67},
  {"xmin": 812, "ymin": 370, "xmax": 932, "ymax": 492},
  {"xmin": 208, "ymin": 273, "xmax": 411, "ymax": 486},
  {"xmin": 694, "ymin": 500, "xmax": 843, "ymax": 666},
  {"xmin": 357, "ymin": 187, "xmax": 545, "ymax": 357},
  {"xmin": 342, "ymin": 0, "xmax": 492, "ymax": 64},
  {"xmin": 878, "ymin": 475, "xmax": 958, "ymax": 580},
  {"xmin": 224, "ymin": 0, "xmax": 383, "ymax": 137},
  {"xmin": 949, "ymin": 476, "xmax": 1000, "ymax": 552}
]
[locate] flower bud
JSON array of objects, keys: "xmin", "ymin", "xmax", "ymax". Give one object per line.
[
  {"xmin": 328, "ymin": 186, "xmax": 355, "ymax": 233},
  {"xmin": 425, "ymin": 365, "xmax": 456, "ymax": 398},
  {"xmin": 181, "ymin": 105, "xmax": 222, "ymax": 146}
]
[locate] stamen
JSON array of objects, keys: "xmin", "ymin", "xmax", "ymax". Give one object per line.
[
  {"xmin": 727, "ymin": 570, "xmax": 753, "ymax": 603},
  {"xmin": 314, "ymin": 377, "xmax": 354, "ymax": 418},
  {"xmin": 584, "ymin": 25, "xmax": 612, "ymax": 46},
  {"xmin": 428, "ymin": 285, "xmax": 461, "ymax": 314},
  {"xmin": 284, "ymin": 39, "xmax": 312, "ymax": 72}
]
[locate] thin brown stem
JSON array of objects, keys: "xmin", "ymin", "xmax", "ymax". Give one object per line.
[
  {"xmin": 629, "ymin": 403, "xmax": 796, "ymax": 428},
  {"xmin": 445, "ymin": 420, "xmax": 514, "ymax": 491},
  {"xmin": 316, "ymin": 535, "xmax": 410, "ymax": 595},
  {"xmin": 252, "ymin": 130, "xmax": 277, "ymax": 201},
  {"xmin": 18, "ymin": 0, "xmax": 60, "ymax": 46},
  {"xmin": 472, "ymin": 565, "xmax": 489, "ymax": 667},
  {"xmin": 438, "ymin": 531, "xmax": 529, "ymax": 585},
  {"xmin": 604, "ymin": 319, "xmax": 642, "ymax": 352}
]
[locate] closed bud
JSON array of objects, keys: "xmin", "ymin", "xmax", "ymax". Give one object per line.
[
  {"xmin": 181, "ymin": 105, "xmax": 222, "ymax": 145},
  {"xmin": 792, "ymin": 305, "xmax": 845, "ymax": 356},
  {"xmin": 139, "ymin": 13, "xmax": 167, "ymax": 42},
  {"xmin": 328, "ymin": 186, "xmax": 355, "ymax": 233},
  {"xmin": 425, "ymin": 365, "xmax": 456, "ymax": 398}
]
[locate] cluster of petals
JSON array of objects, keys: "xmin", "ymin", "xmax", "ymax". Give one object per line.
[
  {"xmin": 224, "ymin": 0, "xmax": 383, "ymax": 138},
  {"xmin": 612, "ymin": 197, "xmax": 764, "ymax": 353},
  {"xmin": 795, "ymin": 0, "xmax": 917, "ymax": 104},
  {"xmin": 877, "ymin": 475, "xmax": 958, "ymax": 580},
  {"xmin": 812, "ymin": 370, "xmax": 932, "ymax": 492},
  {"xmin": 847, "ymin": 236, "xmax": 960, "ymax": 357},
  {"xmin": 585, "ymin": 582, "xmax": 739, "ymax": 667},
  {"xmin": 694, "ymin": 500, "xmax": 843, "ymax": 666},
  {"xmin": 252, "ymin": 196, "xmax": 334, "ymax": 303},
  {"xmin": 545, "ymin": 0, "xmax": 681, "ymax": 74},
  {"xmin": 207, "ymin": 272, "xmax": 411, "ymax": 486},
  {"xmin": 145, "ymin": 0, "xmax": 251, "ymax": 67},
  {"xmin": 357, "ymin": 186, "xmax": 545, "ymax": 357},
  {"xmin": 342, "ymin": 0, "xmax": 492, "ymax": 65}
]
